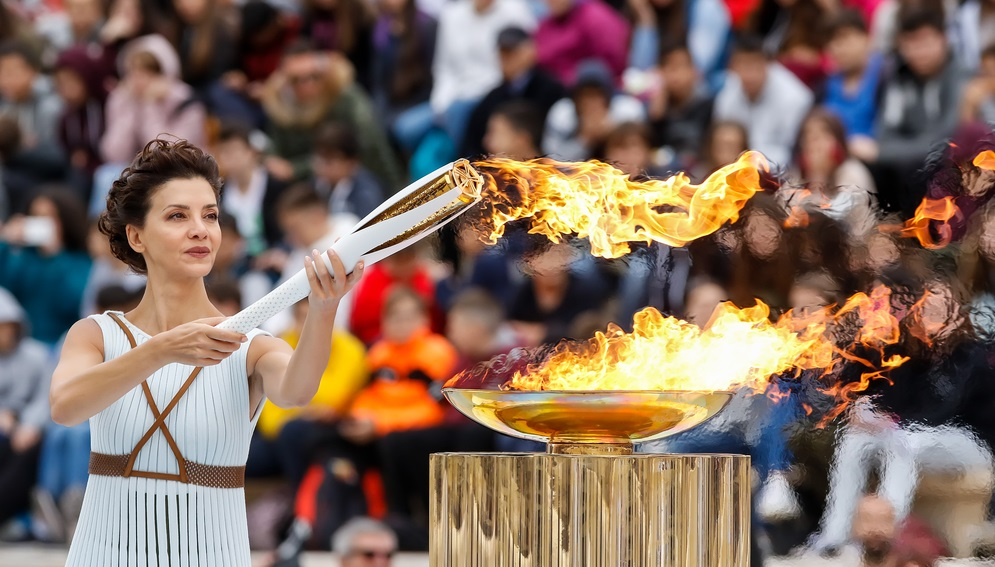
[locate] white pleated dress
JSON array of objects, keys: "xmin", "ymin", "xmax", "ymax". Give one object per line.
[{"xmin": 66, "ymin": 311, "xmax": 269, "ymax": 567}]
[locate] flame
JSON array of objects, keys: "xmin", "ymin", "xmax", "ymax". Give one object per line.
[
  {"xmin": 471, "ymin": 152, "xmax": 766, "ymax": 258},
  {"xmin": 895, "ymin": 197, "xmax": 959, "ymax": 249},
  {"xmin": 973, "ymin": 150, "xmax": 995, "ymax": 170},
  {"xmin": 451, "ymin": 285, "xmax": 909, "ymax": 417}
]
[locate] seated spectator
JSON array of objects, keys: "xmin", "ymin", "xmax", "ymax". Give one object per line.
[
  {"xmin": 960, "ymin": 44, "xmax": 995, "ymax": 126},
  {"xmin": 0, "ymin": 287, "xmax": 51, "ymax": 537},
  {"xmin": 856, "ymin": 9, "xmax": 967, "ymax": 217},
  {"xmin": 0, "ymin": 189, "xmax": 91, "ymax": 346},
  {"xmin": 0, "ymin": 113, "xmax": 69, "ymax": 216},
  {"xmin": 262, "ymin": 40, "xmax": 402, "ymax": 190},
  {"xmin": 79, "ymin": 222, "xmax": 145, "ymax": 318},
  {"xmin": 627, "ymin": 0, "xmax": 731, "ymax": 94},
  {"xmin": 690, "ymin": 119, "xmax": 749, "ymax": 181},
  {"xmin": 34, "ymin": 0, "xmax": 107, "ymax": 54},
  {"xmin": 96, "ymin": 34, "xmax": 207, "ymax": 207},
  {"xmin": 784, "ymin": 109, "xmax": 879, "ymax": 239},
  {"xmin": 311, "ymin": 122, "xmax": 386, "ymax": 219},
  {"xmin": 483, "ymin": 100, "xmax": 544, "ymax": 160},
  {"xmin": 215, "ymin": 121, "xmax": 287, "ymax": 257},
  {"xmin": 371, "ymin": 0, "xmax": 437, "ymax": 142},
  {"xmin": 646, "ymin": 41, "xmax": 714, "ymax": 170},
  {"xmin": 543, "ymin": 59, "xmax": 646, "ymax": 161},
  {"xmin": 273, "ymin": 185, "xmax": 358, "ymax": 330},
  {"xmin": 823, "ymin": 10, "xmax": 884, "ymax": 143},
  {"xmin": 378, "ymin": 289, "xmax": 513, "ymax": 543},
  {"xmin": 601, "ymin": 121, "xmax": 668, "ymax": 178},
  {"xmin": 301, "ymin": 0, "xmax": 375, "ymax": 89},
  {"xmin": 714, "ymin": 34, "xmax": 813, "ymax": 167},
  {"xmin": 53, "ymin": 45, "xmax": 114, "ymax": 203},
  {"xmin": 0, "ymin": 40, "xmax": 63, "ymax": 150},
  {"xmin": 248, "ymin": 299, "xmax": 367, "ymax": 486},
  {"xmin": 427, "ymin": 0, "xmax": 536, "ymax": 154},
  {"xmin": 349, "ymin": 246, "xmax": 439, "ymax": 345},
  {"xmin": 332, "ymin": 517, "xmax": 399, "ymax": 566},
  {"xmin": 508, "ymin": 242, "xmax": 611, "ymax": 345},
  {"xmin": 234, "ymin": 0, "xmax": 301, "ymax": 92},
  {"xmin": 535, "ymin": 0, "xmax": 630, "ymax": 86},
  {"xmin": 461, "ymin": 26, "xmax": 565, "ymax": 158}
]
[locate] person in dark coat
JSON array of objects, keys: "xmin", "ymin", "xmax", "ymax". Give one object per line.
[
  {"xmin": 311, "ymin": 122, "xmax": 385, "ymax": 220},
  {"xmin": 461, "ymin": 26, "xmax": 565, "ymax": 158}
]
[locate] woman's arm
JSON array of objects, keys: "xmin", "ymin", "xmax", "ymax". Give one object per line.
[
  {"xmin": 249, "ymin": 249, "xmax": 364, "ymax": 409},
  {"xmin": 50, "ymin": 317, "xmax": 247, "ymax": 426}
]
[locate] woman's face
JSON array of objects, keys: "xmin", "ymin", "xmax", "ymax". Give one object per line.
[
  {"xmin": 130, "ymin": 178, "xmax": 221, "ymax": 279},
  {"xmin": 800, "ymin": 118, "xmax": 838, "ymax": 173},
  {"xmin": 711, "ymin": 125, "xmax": 746, "ymax": 168}
]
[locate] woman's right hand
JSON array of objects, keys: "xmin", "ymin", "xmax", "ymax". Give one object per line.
[{"xmin": 150, "ymin": 317, "xmax": 247, "ymax": 367}]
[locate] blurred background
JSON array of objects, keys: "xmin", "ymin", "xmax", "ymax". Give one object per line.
[{"xmin": 4, "ymin": 0, "xmax": 995, "ymax": 565}]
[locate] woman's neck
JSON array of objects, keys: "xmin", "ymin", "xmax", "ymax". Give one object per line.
[{"xmin": 127, "ymin": 275, "xmax": 220, "ymax": 334}]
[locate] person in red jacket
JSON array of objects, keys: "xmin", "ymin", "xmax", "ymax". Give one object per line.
[{"xmin": 348, "ymin": 246, "xmax": 437, "ymax": 345}]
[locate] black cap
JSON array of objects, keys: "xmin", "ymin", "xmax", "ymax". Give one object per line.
[{"xmin": 497, "ymin": 26, "xmax": 532, "ymax": 51}]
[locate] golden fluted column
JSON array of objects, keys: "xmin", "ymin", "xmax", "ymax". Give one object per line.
[{"xmin": 430, "ymin": 452, "xmax": 750, "ymax": 566}]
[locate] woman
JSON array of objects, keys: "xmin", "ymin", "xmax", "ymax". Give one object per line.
[
  {"xmin": 302, "ymin": 0, "xmax": 375, "ymax": 89},
  {"xmin": 51, "ymin": 139, "xmax": 363, "ymax": 564},
  {"xmin": 785, "ymin": 109, "xmax": 878, "ymax": 239}
]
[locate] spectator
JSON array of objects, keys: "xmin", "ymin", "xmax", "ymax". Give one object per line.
[
  {"xmin": 0, "ymin": 189, "xmax": 92, "ymax": 345},
  {"xmin": 79, "ymin": 222, "xmax": 145, "ymax": 318},
  {"xmin": 98, "ymin": 34, "xmax": 207, "ymax": 165},
  {"xmin": 215, "ymin": 121, "xmax": 287, "ymax": 256},
  {"xmin": 960, "ymin": 44, "xmax": 995, "ymax": 126},
  {"xmin": 483, "ymin": 100, "xmax": 545, "ymax": 160},
  {"xmin": 311, "ymin": 122, "xmax": 386, "ymax": 219},
  {"xmin": 858, "ymin": 9, "xmax": 967, "ymax": 217},
  {"xmin": 34, "ymin": 0, "xmax": 108, "ymax": 53},
  {"xmin": 543, "ymin": 59, "xmax": 646, "ymax": 161},
  {"xmin": 823, "ymin": 9, "xmax": 884, "ymax": 142},
  {"xmin": 301, "ymin": 0, "xmax": 375, "ymax": 89},
  {"xmin": 535, "ymin": 0, "xmax": 631, "ymax": 86},
  {"xmin": 371, "ymin": 0, "xmax": 437, "ymax": 140},
  {"xmin": 461, "ymin": 26, "xmax": 565, "ymax": 158},
  {"xmin": 0, "ymin": 287, "xmax": 50, "ymax": 535},
  {"xmin": 767, "ymin": 0, "xmax": 838, "ymax": 90},
  {"xmin": 435, "ymin": 222, "xmax": 521, "ymax": 311},
  {"xmin": 646, "ymin": 41, "xmax": 714, "ymax": 169},
  {"xmin": 234, "ymin": 0, "xmax": 302, "ymax": 89},
  {"xmin": 690, "ymin": 120, "xmax": 749, "ymax": 181},
  {"xmin": 332, "ymin": 517, "xmax": 398, "ymax": 566},
  {"xmin": 0, "ymin": 4, "xmax": 46, "ymax": 67},
  {"xmin": 713, "ymin": 34, "xmax": 813, "ymax": 167},
  {"xmin": 601, "ymin": 121, "xmax": 668, "ymax": 177},
  {"xmin": 274, "ymin": 185, "xmax": 358, "ymax": 330},
  {"xmin": 0, "ymin": 113, "xmax": 69, "ymax": 217},
  {"xmin": 349, "ymin": 247, "xmax": 438, "ymax": 345},
  {"xmin": 248, "ymin": 298, "xmax": 367, "ymax": 485},
  {"xmin": 0, "ymin": 40, "xmax": 63, "ymax": 151},
  {"xmin": 429, "ymin": 0, "xmax": 536, "ymax": 151},
  {"xmin": 52, "ymin": 44, "xmax": 114, "ymax": 202},
  {"xmin": 169, "ymin": 0, "xmax": 238, "ymax": 93},
  {"xmin": 784, "ymin": 109, "xmax": 879, "ymax": 239},
  {"xmin": 261, "ymin": 41, "xmax": 402, "ymax": 190},
  {"xmin": 953, "ymin": 0, "xmax": 995, "ymax": 73},
  {"xmin": 627, "ymin": 0, "xmax": 732, "ymax": 93}
]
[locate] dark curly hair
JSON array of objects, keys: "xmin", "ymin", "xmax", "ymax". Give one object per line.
[{"xmin": 97, "ymin": 138, "xmax": 222, "ymax": 274}]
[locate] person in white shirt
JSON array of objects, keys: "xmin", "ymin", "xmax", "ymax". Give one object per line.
[{"xmin": 713, "ymin": 34, "xmax": 814, "ymax": 168}]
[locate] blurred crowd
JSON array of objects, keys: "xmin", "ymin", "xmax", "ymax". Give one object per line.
[{"xmin": 6, "ymin": 0, "xmax": 995, "ymax": 565}]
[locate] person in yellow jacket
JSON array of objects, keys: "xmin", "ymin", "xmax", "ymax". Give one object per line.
[{"xmin": 246, "ymin": 299, "xmax": 368, "ymax": 487}]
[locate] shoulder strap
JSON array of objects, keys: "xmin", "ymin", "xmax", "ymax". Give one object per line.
[{"xmin": 106, "ymin": 312, "xmax": 137, "ymax": 349}]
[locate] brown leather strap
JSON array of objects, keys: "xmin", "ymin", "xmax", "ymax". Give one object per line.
[
  {"xmin": 89, "ymin": 452, "xmax": 245, "ymax": 489},
  {"xmin": 105, "ymin": 312, "xmax": 202, "ymax": 484}
]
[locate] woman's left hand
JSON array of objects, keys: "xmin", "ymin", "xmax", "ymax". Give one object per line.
[{"xmin": 304, "ymin": 248, "xmax": 364, "ymax": 318}]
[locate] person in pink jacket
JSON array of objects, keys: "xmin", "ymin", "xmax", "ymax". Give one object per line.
[
  {"xmin": 535, "ymin": 0, "xmax": 630, "ymax": 87},
  {"xmin": 99, "ymin": 34, "xmax": 206, "ymax": 165}
]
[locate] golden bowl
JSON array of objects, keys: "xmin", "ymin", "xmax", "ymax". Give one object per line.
[{"xmin": 443, "ymin": 389, "xmax": 733, "ymax": 451}]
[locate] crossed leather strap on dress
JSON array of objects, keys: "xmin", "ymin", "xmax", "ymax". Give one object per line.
[{"xmin": 88, "ymin": 313, "xmax": 245, "ymax": 489}]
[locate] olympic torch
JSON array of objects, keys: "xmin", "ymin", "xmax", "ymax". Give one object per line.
[{"xmin": 218, "ymin": 159, "xmax": 484, "ymax": 334}]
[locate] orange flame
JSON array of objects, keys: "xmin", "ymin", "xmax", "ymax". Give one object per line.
[
  {"xmin": 472, "ymin": 152, "xmax": 766, "ymax": 258},
  {"xmin": 973, "ymin": 150, "xmax": 995, "ymax": 170},
  {"xmin": 896, "ymin": 197, "xmax": 958, "ymax": 250}
]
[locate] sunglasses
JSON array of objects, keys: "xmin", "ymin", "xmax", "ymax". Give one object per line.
[{"xmin": 349, "ymin": 549, "xmax": 396, "ymax": 559}]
